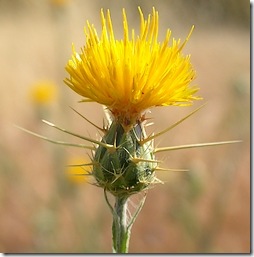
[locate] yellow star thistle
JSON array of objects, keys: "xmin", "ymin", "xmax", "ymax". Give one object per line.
[
  {"xmin": 63, "ymin": 9, "xmax": 202, "ymax": 251},
  {"xmin": 65, "ymin": 7, "xmax": 201, "ymax": 129},
  {"xmin": 18, "ymin": 6, "xmax": 241, "ymax": 254}
]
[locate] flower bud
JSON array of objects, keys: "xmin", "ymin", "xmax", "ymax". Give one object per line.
[{"xmin": 93, "ymin": 121, "xmax": 157, "ymax": 197}]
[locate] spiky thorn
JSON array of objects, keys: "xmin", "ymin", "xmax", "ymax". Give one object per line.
[
  {"xmin": 74, "ymin": 164, "xmax": 93, "ymax": 176},
  {"xmin": 66, "ymin": 163, "xmax": 94, "ymax": 168},
  {"xmin": 113, "ymin": 128, "xmax": 119, "ymax": 149},
  {"xmin": 139, "ymin": 104, "xmax": 205, "ymax": 145},
  {"xmin": 138, "ymin": 176, "xmax": 163, "ymax": 186},
  {"xmin": 111, "ymin": 167, "xmax": 126, "ymax": 184},
  {"xmin": 131, "ymin": 157, "xmax": 161, "ymax": 164},
  {"xmin": 152, "ymin": 177, "xmax": 164, "ymax": 185},
  {"xmin": 69, "ymin": 106, "xmax": 107, "ymax": 133},
  {"xmin": 71, "ymin": 171, "xmax": 93, "ymax": 177},
  {"xmin": 42, "ymin": 120, "xmax": 117, "ymax": 152},
  {"xmin": 15, "ymin": 125, "xmax": 95, "ymax": 150},
  {"xmin": 154, "ymin": 140, "xmax": 242, "ymax": 153},
  {"xmin": 73, "ymin": 172, "xmax": 91, "ymax": 175},
  {"xmin": 100, "ymin": 125, "xmax": 119, "ymax": 153},
  {"xmin": 155, "ymin": 167, "xmax": 189, "ymax": 172},
  {"xmin": 122, "ymin": 147, "xmax": 160, "ymax": 165}
]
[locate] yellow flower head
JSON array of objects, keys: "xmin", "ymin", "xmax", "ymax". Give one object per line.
[{"xmin": 65, "ymin": 7, "xmax": 201, "ymax": 127}]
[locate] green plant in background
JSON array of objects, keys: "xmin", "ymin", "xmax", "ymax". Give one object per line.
[{"xmin": 18, "ymin": 7, "xmax": 240, "ymax": 253}]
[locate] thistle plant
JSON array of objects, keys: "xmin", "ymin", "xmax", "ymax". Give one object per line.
[{"xmin": 18, "ymin": 7, "xmax": 240, "ymax": 253}]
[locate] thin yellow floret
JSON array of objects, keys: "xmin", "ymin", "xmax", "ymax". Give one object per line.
[{"xmin": 65, "ymin": 7, "xmax": 200, "ymax": 126}]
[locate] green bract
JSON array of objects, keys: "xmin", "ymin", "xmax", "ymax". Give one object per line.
[{"xmin": 93, "ymin": 121, "xmax": 157, "ymax": 197}]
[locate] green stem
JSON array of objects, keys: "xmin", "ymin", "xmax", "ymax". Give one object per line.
[{"xmin": 112, "ymin": 196, "xmax": 130, "ymax": 253}]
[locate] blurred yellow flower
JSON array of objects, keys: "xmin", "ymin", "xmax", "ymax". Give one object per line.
[
  {"xmin": 49, "ymin": 0, "xmax": 70, "ymax": 6},
  {"xmin": 65, "ymin": 7, "xmax": 201, "ymax": 127},
  {"xmin": 66, "ymin": 157, "xmax": 91, "ymax": 184},
  {"xmin": 30, "ymin": 81, "xmax": 57, "ymax": 105}
]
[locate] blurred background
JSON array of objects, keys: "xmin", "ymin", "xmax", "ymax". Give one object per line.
[{"xmin": 0, "ymin": 0, "xmax": 250, "ymax": 253}]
